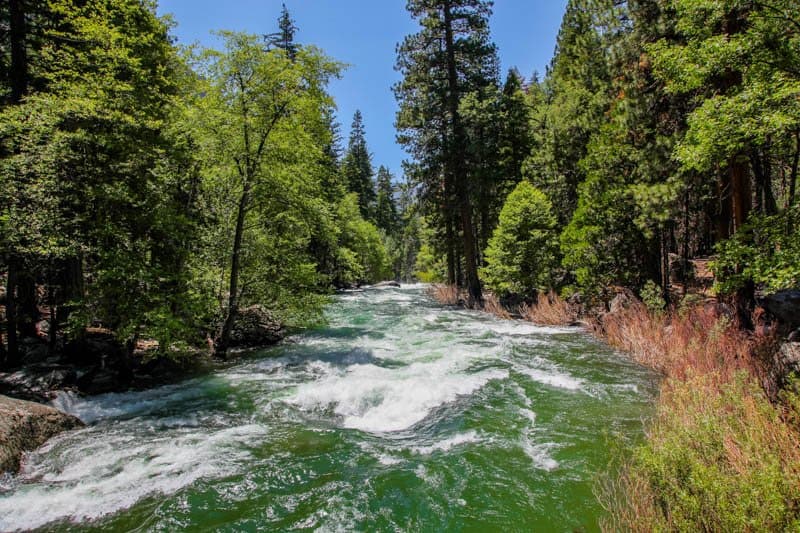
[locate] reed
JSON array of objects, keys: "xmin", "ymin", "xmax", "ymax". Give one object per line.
[{"xmin": 520, "ymin": 291, "xmax": 574, "ymax": 326}]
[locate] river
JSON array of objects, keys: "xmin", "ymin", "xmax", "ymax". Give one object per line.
[{"xmin": 0, "ymin": 285, "xmax": 657, "ymax": 531}]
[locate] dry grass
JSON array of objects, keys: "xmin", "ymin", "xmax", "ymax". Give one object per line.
[
  {"xmin": 597, "ymin": 302, "xmax": 765, "ymax": 383},
  {"xmin": 427, "ymin": 284, "xmax": 463, "ymax": 306},
  {"xmin": 596, "ymin": 302, "xmax": 800, "ymax": 531},
  {"xmin": 482, "ymin": 292, "xmax": 512, "ymax": 319},
  {"xmin": 427, "ymin": 284, "xmax": 512, "ymax": 318},
  {"xmin": 520, "ymin": 291, "xmax": 575, "ymax": 326}
]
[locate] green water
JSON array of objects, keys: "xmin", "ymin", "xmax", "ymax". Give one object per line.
[{"xmin": 0, "ymin": 285, "xmax": 657, "ymax": 532}]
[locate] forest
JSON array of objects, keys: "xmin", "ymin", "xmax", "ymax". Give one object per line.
[{"xmin": 1, "ymin": 0, "xmax": 800, "ymax": 531}]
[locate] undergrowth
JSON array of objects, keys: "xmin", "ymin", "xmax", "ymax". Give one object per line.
[
  {"xmin": 596, "ymin": 304, "xmax": 800, "ymax": 532},
  {"xmin": 520, "ymin": 291, "xmax": 574, "ymax": 326}
]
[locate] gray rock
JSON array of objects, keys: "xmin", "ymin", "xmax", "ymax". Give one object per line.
[
  {"xmin": 761, "ymin": 289, "xmax": 800, "ymax": 328},
  {"xmin": 0, "ymin": 365, "xmax": 78, "ymax": 402},
  {"xmin": 769, "ymin": 342, "xmax": 800, "ymax": 394},
  {"xmin": 20, "ymin": 340, "xmax": 50, "ymax": 365},
  {"xmin": 609, "ymin": 289, "xmax": 638, "ymax": 315},
  {"xmin": 230, "ymin": 306, "xmax": 286, "ymax": 348},
  {"xmin": 370, "ymin": 281, "xmax": 401, "ymax": 288},
  {"xmin": 0, "ymin": 395, "xmax": 83, "ymax": 474},
  {"xmin": 789, "ymin": 329, "xmax": 800, "ymax": 343}
]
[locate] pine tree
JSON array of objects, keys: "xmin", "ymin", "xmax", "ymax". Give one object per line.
[
  {"xmin": 341, "ymin": 110, "xmax": 376, "ymax": 220},
  {"xmin": 395, "ymin": 0, "xmax": 499, "ymax": 305},
  {"xmin": 266, "ymin": 3, "xmax": 298, "ymax": 61},
  {"xmin": 523, "ymin": 0, "xmax": 613, "ymax": 226},
  {"xmin": 374, "ymin": 166, "xmax": 399, "ymax": 235}
]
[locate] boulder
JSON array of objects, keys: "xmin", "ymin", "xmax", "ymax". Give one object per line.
[
  {"xmin": 19, "ymin": 337, "xmax": 52, "ymax": 365},
  {"xmin": 609, "ymin": 289, "xmax": 638, "ymax": 315},
  {"xmin": 668, "ymin": 253, "xmax": 695, "ymax": 283},
  {"xmin": 0, "ymin": 395, "xmax": 83, "ymax": 474},
  {"xmin": 0, "ymin": 365, "xmax": 78, "ymax": 402},
  {"xmin": 768, "ymin": 342, "xmax": 800, "ymax": 394},
  {"xmin": 370, "ymin": 281, "xmax": 401, "ymax": 289},
  {"xmin": 230, "ymin": 306, "xmax": 286, "ymax": 348},
  {"xmin": 761, "ymin": 290, "xmax": 800, "ymax": 328}
]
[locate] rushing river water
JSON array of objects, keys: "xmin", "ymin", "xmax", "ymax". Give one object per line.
[{"xmin": 0, "ymin": 285, "xmax": 657, "ymax": 532}]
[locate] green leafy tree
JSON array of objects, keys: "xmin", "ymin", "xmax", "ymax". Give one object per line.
[
  {"xmin": 0, "ymin": 0, "xmax": 200, "ymax": 365},
  {"xmin": 481, "ymin": 181, "xmax": 558, "ymax": 296},
  {"xmin": 190, "ymin": 32, "xmax": 341, "ymax": 357},
  {"xmin": 332, "ymin": 194, "xmax": 391, "ymax": 286}
]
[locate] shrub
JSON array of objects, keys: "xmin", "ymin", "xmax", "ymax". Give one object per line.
[
  {"xmin": 713, "ymin": 206, "xmax": 800, "ymax": 295},
  {"xmin": 640, "ymin": 280, "xmax": 666, "ymax": 314},
  {"xmin": 481, "ymin": 181, "xmax": 558, "ymax": 296},
  {"xmin": 603, "ymin": 373, "xmax": 800, "ymax": 532}
]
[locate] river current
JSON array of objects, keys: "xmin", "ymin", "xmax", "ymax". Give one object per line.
[{"xmin": 0, "ymin": 285, "xmax": 657, "ymax": 531}]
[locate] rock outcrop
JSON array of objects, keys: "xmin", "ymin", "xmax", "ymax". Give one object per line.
[
  {"xmin": 0, "ymin": 395, "xmax": 83, "ymax": 474},
  {"xmin": 761, "ymin": 289, "xmax": 800, "ymax": 329},
  {"xmin": 229, "ymin": 306, "xmax": 287, "ymax": 348}
]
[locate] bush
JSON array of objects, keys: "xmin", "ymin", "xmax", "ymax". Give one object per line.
[
  {"xmin": 481, "ymin": 181, "xmax": 558, "ymax": 296},
  {"xmin": 606, "ymin": 373, "xmax": 800, "ymax": 532},
  {"xmin": 714, "ymin": 206, "xmax": 800, "ymax": 295},
  {"xmin": 334, "ymin": 194, "xmax": 391, "ymax": 285},
  {"xmin": 640, "ymin": 280, "xmax": 666, "ymax": 314}
]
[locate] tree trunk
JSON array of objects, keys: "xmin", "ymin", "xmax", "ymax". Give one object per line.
[
  {"xmin": 443, "ymin": 0, "xmax": 482, "ymax": 307},
  {"xmin": 788, "ymin": 131, "xmax": 799, "ymax": 234},
  {"xmin": 215, "ymin": 181, "xmax": 251, "ymax": 359},
  {"xmin": 446, "ymin": 215, "xmax": 456, "ymax": 286},
  {"xmin": 660, "ymin": 226, "xmax": 671, "ymax": 306},
  {"xmin": 5, "ymin": 262, "xmax": 19, "ymax": 368},
  {"xmin": 9, "ymin": 0, "xmax": 28, "ymax": 104},
  {"xmin": 730, "ymin": 156, "xmax": 752, "ymax": 234},
  {"xmin": 715, "ymin": 168, "xmax": 733, "ymax": 242},
  {"xmin": 17, "ymin": 272, "xmax": 38, "ymax": 338}
]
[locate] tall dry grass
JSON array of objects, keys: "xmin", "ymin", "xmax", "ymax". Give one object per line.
[
  {"xmin": 520, "ymin": 291, "xmax": 575, "ymax": 326},
  {"xmin": 427, "ymin": 284, "xmax": 463, "ymax": 306},
  {"xmin": 482, "ymin": 292, "xmax": 513, "ymax": 319},
  {"xmin": 596, "ymin": 302, "xmax": 800, "ymax": 531},
  {"xmin": 598, "ymin": 303, "xmax": 762, "ymax": 383}
]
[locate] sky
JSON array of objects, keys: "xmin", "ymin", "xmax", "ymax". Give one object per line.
[{"xmin": 156, "ymin": 0, "xmax": 568, "ymax": 179}]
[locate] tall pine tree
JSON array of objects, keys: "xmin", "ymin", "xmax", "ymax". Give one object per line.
[
  {"xmin": 342, "ymin": 110, "xmax": 376, "ymax": 220},
  {"xmin": 395, "ymin": 0, "xmax": 499, "ymax": 305}
]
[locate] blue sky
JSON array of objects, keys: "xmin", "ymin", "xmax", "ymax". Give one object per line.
[{"xmin": 157, "ymin": 1, "xmax": 568, "ymax": 179}]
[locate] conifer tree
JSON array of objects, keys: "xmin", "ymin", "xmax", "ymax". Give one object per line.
[
  {"xmin": 266, "ymin": 3, "xmax": 298, "ymax": 61},
  {"xmin": 341, "ymin": 110, "xmax": 376, "ymax": 220},
  {"xmin": 374, "ymin": 166, "xmax": 400, "ymax": 236},
  {"xmin": 395, "ymin": 0, "xmax": 499, "ymax": 306}
]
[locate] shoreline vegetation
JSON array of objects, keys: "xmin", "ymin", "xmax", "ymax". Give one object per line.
[{"xmin": 429, "ymin": 284, "xmax": 800, "ymax": 531}]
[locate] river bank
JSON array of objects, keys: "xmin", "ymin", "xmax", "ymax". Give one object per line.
[{"xmin": 429, "ymin": 285, "xmax": 800, "ymax": 530}]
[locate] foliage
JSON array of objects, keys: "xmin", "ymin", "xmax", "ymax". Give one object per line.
[
  {"xmin": 713, "ymin": 207, "xmax": 800, "ymax": 295},
  {"xmin": 332, "ymin": 194, "xmax": 391, "ymax": 286},
  {"xmin": 342, "ymin": 110, "xmax": 376, "ymax": 220},
  {"xmin": 621, "ymin": 373, "xmax": 800, "ymax": 532},
  {"xmin": 414, "ymin": 217, "xmax": 447, "ymax": 283},
  {"xmin": 640, "ymin": 280, "xmax": 666, "ymax": 314},
  {"xmin": 481, "ymin": 181, "xmax": 558, "ymax": 296}
]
